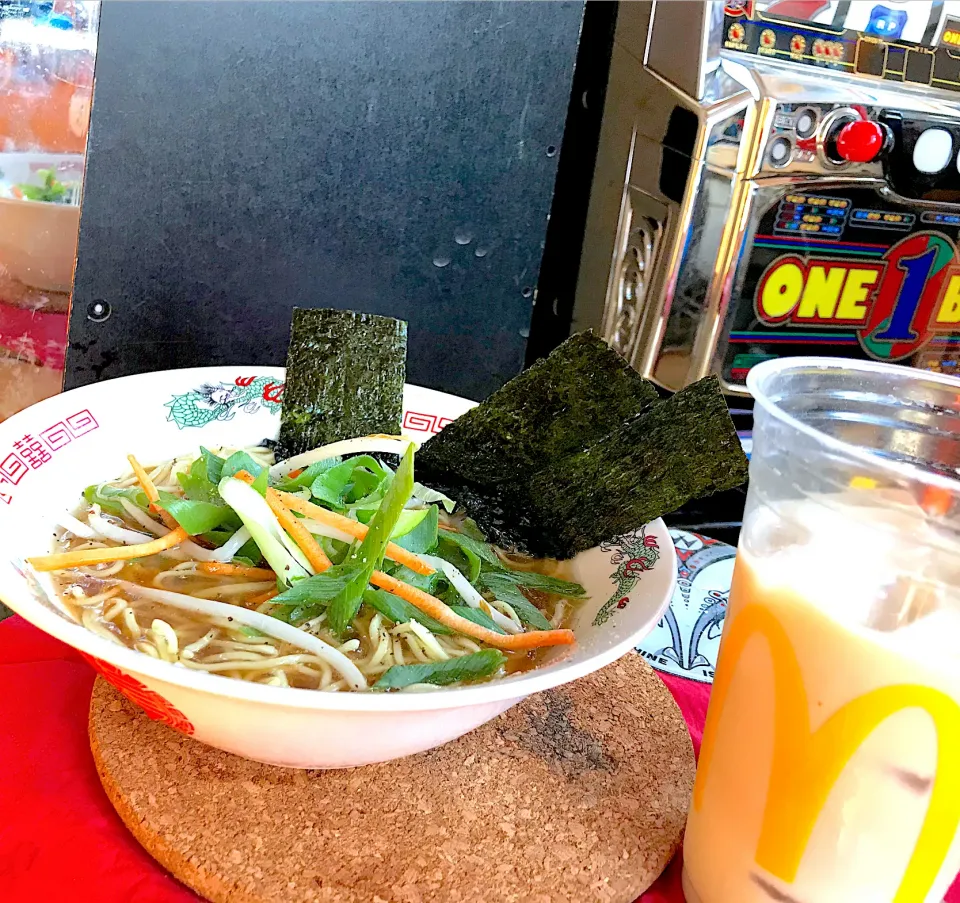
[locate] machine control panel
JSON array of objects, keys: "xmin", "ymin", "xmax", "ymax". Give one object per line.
[
  {"xmin": 765, "ymin": 103, "xmax": 891, "ymax": 174},
  {"xmin": 764, "ymin": 103, "xmax": 960, "ymax": 205}
]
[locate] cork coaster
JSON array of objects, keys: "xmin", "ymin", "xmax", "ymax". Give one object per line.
[{"xmin": 89, "ymin": 653, "xmax": 694, "ymax": 903}]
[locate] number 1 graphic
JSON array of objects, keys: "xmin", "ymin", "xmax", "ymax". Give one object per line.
[{"xmin": 873, "ymin": 247, "xmax": 937, "ymax": 343}]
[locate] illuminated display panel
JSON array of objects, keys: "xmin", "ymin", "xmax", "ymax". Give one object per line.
[{"xmin": 723, "ymin": 1, "xmax": 960, "ymax": 92}]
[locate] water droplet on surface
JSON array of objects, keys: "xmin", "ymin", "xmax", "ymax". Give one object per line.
[
  {"xmin": 474, "ymin": 247, "xmax": 489, "ymax": 259},
  {"xmin": 546, "ymin": 145, "xmax": 557, "ymax": 157},
  {"xmin": 521, "ymin": 286, "xmax": 533, "ymax": 299},
  {"xmin": 433, "ymin": 255, "xmax": 451, "ymax": 268},
  {"xmin": 519, "ymin": 327, "xmax": 530, "ymax": 338},
  {"xmin": 454, "ymin": 229, "xmax": 473, "ymax": 245}
]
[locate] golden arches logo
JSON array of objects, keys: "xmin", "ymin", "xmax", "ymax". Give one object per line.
[{"xmin": 693, "ymin": 599, "xmax": 960, "ymax": 902}]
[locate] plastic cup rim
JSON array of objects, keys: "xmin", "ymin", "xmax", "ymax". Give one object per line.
[{"xmin": 746, "ymin": 356, "xmax": 960, "ymax": 495}]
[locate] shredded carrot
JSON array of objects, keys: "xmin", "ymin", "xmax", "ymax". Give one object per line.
[
  {"xmin": 267, "ymin": 489, "xmax": 332, "ymax": 572},
  {"xmin": 370, "ymin": 570, "xmax": 575, "ymax": 651},
  {"xmin": 288, "ymin": 468, "xmax": 304, "ymax": 480},
  {"xmin": 127, "ymin": 454, "xmax": 179, "ymax": 531},
  {"xmin": 246, "ymin": 588, "xmax": 279, "ymax": 607},
  {"xmin": 275, "ymin": 490, "xmax": 433, "ymax": 576},
  {"xmin": 28, "ymin": 527, "xmax": 190, "ymax": 572},
  {"xmin": 196, "ymin": 562, "xmax": 275, "ymax": 580},
  {"xmin": 231, "ymin": 471, "xmax": 333, "ymax": 573}
]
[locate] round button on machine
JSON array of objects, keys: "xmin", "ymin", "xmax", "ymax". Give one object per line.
[
  {"xmin": 913, "ymin": 128, "xmax": 954, "ymax": 174},
  {"xmin": 835, "ymin": 119, "xmax": 887, "ymax": 163},
  {"xmin": 769, "ymin": 136, "xmax": 792, "ymax": 167},
  {"xmin": 795, "ymin": 107, "xmax": 818, "ymax": 139}
]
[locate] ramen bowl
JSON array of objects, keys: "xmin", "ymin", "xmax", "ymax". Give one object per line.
[{"xmin": 0, "ymin": 367, "xmax": 676, "ymax": 768}]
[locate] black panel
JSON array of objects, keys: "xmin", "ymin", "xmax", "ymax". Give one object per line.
[
  {"xmin": 526, "ymin": 1, "xmax": 618, "ymax": 366},
  {"xmin": 67, "ymin": 1, "xmax": 585, "ymax": 400},
  {"xmin": 659, "ymin": 107, "xmax": 698, "ymax": 204},
  {"xmin": 880, "ymin": 111, "xmax": 960, "ymax": 203}
]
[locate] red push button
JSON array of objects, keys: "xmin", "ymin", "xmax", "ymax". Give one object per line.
[{"xmin": 835, "ymin": 119, "xmax": 886, "ymax": 163}]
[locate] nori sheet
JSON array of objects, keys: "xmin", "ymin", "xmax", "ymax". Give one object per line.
[
  {"xmin": 276, "ymin": 308, "xmax": 407, "ymax": 460},
  {"xmin": 430, "ymin": 375, "xmax": 748, "ymax": 559},
  {"xmin": 417, "ymin": 332, "xmax": 660, "ymax": 491},
  {"xmin": 521, "ymin": 376, "xmax": 749, "ymax": 558}
]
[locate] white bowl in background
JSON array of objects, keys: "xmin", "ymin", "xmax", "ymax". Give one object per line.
[{"xmin": 0, "ymin": 367, "xmax": 676, "ymax": 768}]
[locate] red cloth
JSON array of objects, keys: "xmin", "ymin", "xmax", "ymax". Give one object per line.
[
  {"xmin": 0, "ymin": 616, "xmax": 956, "ymax": 902},
  {"xmin": 0, "ymin": 302, "xmax": 68, "ymax": 370}
]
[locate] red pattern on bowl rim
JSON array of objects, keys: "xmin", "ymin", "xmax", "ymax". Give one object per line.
[{"xmin": 81, "ymin": 653, "xmax": 194, "ymax": 735}]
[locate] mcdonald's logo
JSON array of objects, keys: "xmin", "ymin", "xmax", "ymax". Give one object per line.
[{"xmin": 693, "ymin": 588, "xmax": 960, "ymax": 902}]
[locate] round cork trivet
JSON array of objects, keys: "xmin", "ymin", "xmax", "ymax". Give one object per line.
[{"xmin": 90, "ymin": 652, "xmax": 694, "ymax": 903}]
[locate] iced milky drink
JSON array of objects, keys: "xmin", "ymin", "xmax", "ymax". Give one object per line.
[{"xmin": 682, "ymin": 359, "xmax": 960, "ymax": 903}]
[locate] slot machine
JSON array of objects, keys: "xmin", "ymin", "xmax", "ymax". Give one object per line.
[{"xmin": 574, "ymin": 0, "xmax": 960, "ymax": 402}]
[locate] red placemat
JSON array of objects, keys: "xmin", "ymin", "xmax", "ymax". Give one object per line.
[{"xmin": 0, "ymin": 615, "xmax": 954, "ymax": 903}]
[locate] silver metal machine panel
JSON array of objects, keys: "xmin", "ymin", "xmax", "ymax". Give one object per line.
[{"xmin": 579, "ymin": 0, "xmax": 960, "ymax": 395}]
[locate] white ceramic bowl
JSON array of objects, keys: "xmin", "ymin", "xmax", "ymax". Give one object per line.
[{"xmin": 0, "ymin": 367, "xmax": 676, "ymax": 768}]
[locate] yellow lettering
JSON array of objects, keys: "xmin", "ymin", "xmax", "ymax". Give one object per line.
[
  {"xmin": 694, "ymin": 570, "xmax": 960, "ymax": 903},
  {"xmin": 936, "ymin": 275, "xmax": 960, "ymax": 325},
  {"xmin": 836, "ymin": 268, "xmax": 878, "ymax": 320},
  {"xmin": 760, "ymin": 263, "xmax": 804, "ymax": 320},
  {"xmin": 797, "ymin": 266, "xmax": 843, "ymax": 319}
]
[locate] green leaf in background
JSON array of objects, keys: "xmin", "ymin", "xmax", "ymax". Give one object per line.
[
  {"xmin": 269, "ymin": 568, "xmax": 362, "ymax": 608},
  {"xmin": 309, "ymin": 455, "xmax": 390, "ymax": 511},
  {"xmin": 178, "ymin": 451, "xmax": 236, "ymax": 505},
  {"xmin": 17, "ymin": 169, "xmax": 71, "ymax": 203},
  {"xmin": 375, "ymin": 649, "xmax": 506, "ymax": 689},
  {"xmin": 347, "ymin": 466, "xmax": 383, "ymax": 502},
  {"xmin": 199, "ymin": 447, "xmax": 226, "ymax": 483},
  {"xmin": 273, "ymin": 456, "xmax": 342, "ymax": 492},
  {"xmin": 383, "ymin": 561, "xmax": 445, "ymax": 595},
  {"xmin": 325, "ymin": 445, "xmax": 415, "ymax": 633},
  {"xmin": 483, "ymin": 566, "xmax": 585, "ymax": 598},
  {"xmin": 438, "ymin": 529, "xmax": 500, "ymax": 566},
  {"xmin": 319, "ymin": 536, "xmax": 352, "ymax": 566},
  {"xmin": 394, "ymin": 505, "xmax": 438, "ymax": 554},
  {"xmin": 83, "ymin": 484, "xmax": 150, "ymax": 518},
  {"xmin": 222, "ymin": 451, "xmax": 265, "ymax": 480},
  {"xmin": 157, "ymin": 490, "xmax": 235, "ymax": 535},
  {"xmin": 458, "ymin": 517, "xmax": 488, "ymax": 541},
  {"xmin": 436, "ymin": 534, "xmax": 482, "ymax": 583},
  {"xmin": 362, "ymin": 588, "xmax": 453, "ymax": 635},
  {"xmin": 479, "ymin": 571, "xmax": 554, "ymax": 631}
]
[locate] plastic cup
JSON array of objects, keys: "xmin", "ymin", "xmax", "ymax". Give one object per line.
[{"xmin": 681, "ymin": 358, "xmax": 960, "ymax": 903}]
